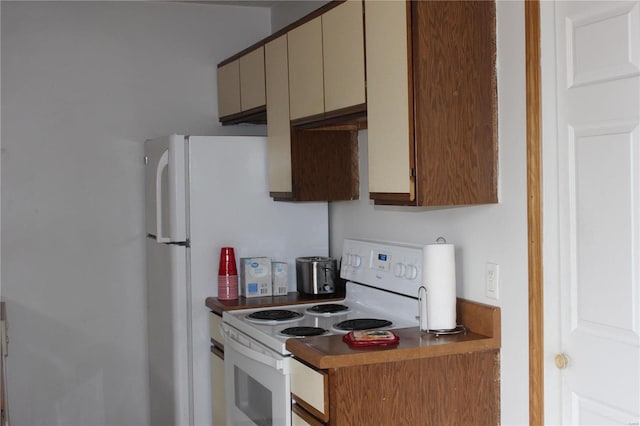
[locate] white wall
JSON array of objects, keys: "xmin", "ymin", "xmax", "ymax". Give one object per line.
[
  {"xmin": 326, "ymin": 2, "xmax": 529, "ymax": 424},
  {"xmin": 1, "ymin": 2, "xmax": 269, "ymax": 425},
  {"xmin": 270, "ymin": 0, "xmax": 328, "ymax": 32}
]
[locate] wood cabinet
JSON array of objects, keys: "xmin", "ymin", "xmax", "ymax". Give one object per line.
[
  {"xmin": 289, "ymin": 127, "xmax": 359, "ymax": 202},
  {"xmin": 265, "ymin": 35, "xmax": 293, "ymax": 195},
  {"xmin": 269, "ymin": 2, "xmax": 361, "ymax": 202},
  {"xmin": 365, "ymin": 0, "xmax": 498, "ymax": 206},
  {"xmin": 288, "ymin": 0, "xmax": 366, "ymax": 122},
  {"xmin": 291, "ymin": 350, "xmax": 500, "ymax": 425},
  {"xmin": 217, "ymin": 46, "xmax": 266, "ymax": 124},
  {"xmin": 287, "ymin": 299, "xmax": 501, "ymax": 425},
  {"xmin": 209, "ymin": 312, "xmax": 226, "ymax": 426}
]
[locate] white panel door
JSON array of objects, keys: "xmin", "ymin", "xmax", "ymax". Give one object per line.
[{"xmin": 543, "ymin": 1, "xmax": 640, "ymax": 424}]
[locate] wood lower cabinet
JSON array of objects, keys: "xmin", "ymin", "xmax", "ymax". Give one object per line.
[
  {"xmin": 365, "ymin": 0, "xmax": 498, "ymax": 206},
  {"xmin": 291, "ymin": 351, "xmax": 500, "ymax": 425}
]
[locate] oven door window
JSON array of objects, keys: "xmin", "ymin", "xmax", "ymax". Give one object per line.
[{"xmin": 234, "ymin": 365, "xmax": 273, "ymax": 426}]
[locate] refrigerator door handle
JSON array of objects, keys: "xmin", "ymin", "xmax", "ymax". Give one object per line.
[{"xmin": 155, "ymin": 150, "xmax": 170, "ymax": 243}]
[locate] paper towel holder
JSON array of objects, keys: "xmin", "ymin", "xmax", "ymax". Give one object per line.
[{"xmin": 418, "ymin": 285, "xmax": 467, "ymax": 337}]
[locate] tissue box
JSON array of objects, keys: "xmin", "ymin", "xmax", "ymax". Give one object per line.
[
  {"xmin": 240, "ymin": 257, "xmax": 272, "ymax": 298},
  {"xmin": 271, "ymin": 261, "xmax": 288, "ymax": 296}
]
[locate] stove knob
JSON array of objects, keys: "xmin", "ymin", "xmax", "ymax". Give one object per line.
[
  {"xmin": 393, "ymin": 263, "xmax": 406, "ymax": 278},
  {"xmin": 404, "ymin": 265, "xmax": 418, "ymax": 280},
  {"xmin": 346, "ymin": 254, "xmax": 361, "ymax": 268}
]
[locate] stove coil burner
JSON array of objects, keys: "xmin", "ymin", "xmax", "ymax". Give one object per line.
[
  {"xmin": 334, "ymin": 318, "xmax": 392, "ymax": 331},
  {"xmin": 246, "ymin": 309, "xmax": 303, "ymax": 322},
  {"xmin": 307, "ymin": 303, "xmax": 350, "ymax": 315},
  {"xmin": 280, "ymin": 326, "xmax": 328, "ymax": 337}
]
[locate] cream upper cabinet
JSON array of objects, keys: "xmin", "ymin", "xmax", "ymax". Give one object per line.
[
  {"xmin": 217, "ymin": 46, "xmax": 266, "ymax": 121},
  {"xmin": 322, "ymin": 0, "xmax": 365, "ymax": 113},
  {"xmin": 288, "ymin": 1, "xmax": 365, "ymax": 121},
  {"xmin": 239, "ymin": 46, "xmax": 266, "ymax": 111},
  {"xmin": 217, "ymin": 59, "xmax": 241, "ymax": 118},
  {"xmin": 265, "ymin": 35, "xmax": 293, "ymax": 194},
  {"xmin": 288, "ymin": 17, "xmax": 324, "ymax": 120},
  {"xmin": 365, "ymin": 0, "xmax": 413, "ymax": 197}
]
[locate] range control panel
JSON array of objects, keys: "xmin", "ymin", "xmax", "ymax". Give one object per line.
[{"xmin": 341, "ymin": 239, "xmax": 424, "ymax": 297}]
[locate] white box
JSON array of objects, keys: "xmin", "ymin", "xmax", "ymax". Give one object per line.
[
  {"xmin": 240, "ymin": 257, "xmax": 272, "ymax": 297},
  {"xmin": 272, "ymin": 261, "xmax": 288, "ymax": 295}
]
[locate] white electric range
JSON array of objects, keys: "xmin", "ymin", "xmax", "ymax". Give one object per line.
[{"xmin": 221, "ymin": 239, "xmax": 425, "ymax": 426}]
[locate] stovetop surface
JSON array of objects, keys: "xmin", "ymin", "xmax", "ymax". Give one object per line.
[{"xmin": 223, "ymin": 282, "xmax": 421, "ymax": 355}]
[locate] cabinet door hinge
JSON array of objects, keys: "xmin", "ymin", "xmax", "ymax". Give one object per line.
[{"xmin": 410, "ymin": 168, "xmax": 416, "ymax": 177}]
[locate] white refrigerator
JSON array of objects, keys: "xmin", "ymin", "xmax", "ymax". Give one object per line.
[{"xmin": 144, "ymin": 135, "xmax": 328, "ymax": 426}]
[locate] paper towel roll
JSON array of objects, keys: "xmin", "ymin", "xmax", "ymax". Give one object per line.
[{"xmin": 422, "ymin": 243, "xmax": 457, "ymax": 330}]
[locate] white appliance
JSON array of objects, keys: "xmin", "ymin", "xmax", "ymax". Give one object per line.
[
  {"xmin": 221, "ymin": 239, "xmax": 426, "ymax": 426},
  {"xmin": 144, "ymin": 135, "xmax": 328, "ymax": 426}
]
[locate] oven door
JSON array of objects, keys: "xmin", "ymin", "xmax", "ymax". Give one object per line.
[{"xmin": 222, "ymin": 324, "xmax": 291, "ymax": 426}]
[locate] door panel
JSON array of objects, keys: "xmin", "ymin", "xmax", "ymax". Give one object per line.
[
  {"xmin": 543, "ymin": 1, "xmax": 640, "ymax": 423},
  {"xmin": 288, "ymin": 17, "xmax": 324, "ymax": 120},
  {"xmin": 239, "ymin": 47, "xmax": 266, "ymax": 111},
  {"xmin": 364, "ymin": 0, "xmax": 413, "ymax": 196},
  {"xmin": 322, "ymin": 0, "xmax": 365, "ymax": 112},
  {"xmin": 265, "ymin": 35, "xmax": 293, "ymax": 194}
]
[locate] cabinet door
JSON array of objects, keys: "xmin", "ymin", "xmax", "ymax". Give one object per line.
[
  {"xmin": 322, "ymin": 0, "xmax": 365, "ymax": 113},
  {"xmin": 210, "ymin": 350, "xmax": 226, "ymax": 426},
  {"xmin": 412, "ymin": 1, "xmax": 497, "ymax": 205},
  {"xmin": 217, "ymin": 60, "xmax": 241, "ymax": 118},
  {"xmin": 265, "ymin": 35, "xmax": 293, "ymax": 195},
  {"xmin": 239, "ymin": 46, "xmax": 266, "ymax": 111},
  {"xmin": 364, "ymin": 0, "xmax": 415, "ymax": 200},
  {"xmin": 288, "ymin": 16, "xmax": 324, "ymax": 120}
]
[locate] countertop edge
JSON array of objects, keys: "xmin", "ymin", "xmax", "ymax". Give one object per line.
[{"xmin": 286, "ymin": 328, "xmax": 501, "ymax": 369}]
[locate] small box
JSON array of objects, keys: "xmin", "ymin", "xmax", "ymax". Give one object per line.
[
  {"xmin": 240, "ymin": 257, "xmax": 272, "ymax": 298},
  {"xmin": 271, "ymin": 261, "xmax": 288, "ymax": 296}
]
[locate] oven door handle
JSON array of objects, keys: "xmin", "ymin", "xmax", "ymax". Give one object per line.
[{"xmin": 222, "ymin": 327, "xmax": 286, "ymax": 373}]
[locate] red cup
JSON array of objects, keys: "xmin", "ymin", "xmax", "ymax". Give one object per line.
[
  {"xmin": 218, "ymin": 247, "xmax": 237, "ymax": 276},
  {"xmin": 218, "ymin": 247, "xmax": 238, "ymax": 300}
]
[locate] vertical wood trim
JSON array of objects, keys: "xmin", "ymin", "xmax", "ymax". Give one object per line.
[{"xmin": 525, "ymin": 1, "xmax": 544, "ymax": 424}]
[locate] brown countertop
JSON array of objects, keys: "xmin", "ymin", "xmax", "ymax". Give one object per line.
[
  {"xmin": 286, "ymin": 299, "xmax": 501, "ymax": 370},
  {"xmin": 205, "ymin": 291, "xmax": 346, "ymax": 316}
]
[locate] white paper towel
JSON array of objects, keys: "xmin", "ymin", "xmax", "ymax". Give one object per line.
[{"xmin": 422, "ymin": 243, "xmax": 457, "ymax": 330}]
